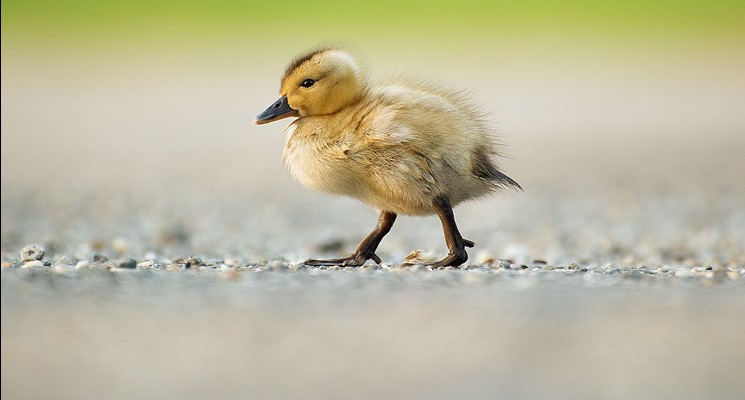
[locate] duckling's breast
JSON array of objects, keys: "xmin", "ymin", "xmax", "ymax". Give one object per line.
[
  {"xmin": 281, "ymin": 108, "xmax": 439, "ymax": 215},
  {"xmin": 282, "ymin": 116, "xmax": 367, "ymax": 199}
]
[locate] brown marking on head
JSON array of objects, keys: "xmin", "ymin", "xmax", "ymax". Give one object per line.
[{"xmin": 282, "ymin": 48, "xmax": 332, "ymax": 85}]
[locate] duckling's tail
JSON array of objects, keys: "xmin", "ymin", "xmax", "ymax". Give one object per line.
[
  {"xmin": 490, "ymin": 170, "xmax": 523, "ymax": 192},
  {"xmin": 471, "ymin": 148, "xmax": 523, "ymax": 191}
]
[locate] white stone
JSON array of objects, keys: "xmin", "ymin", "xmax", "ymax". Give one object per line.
[
  {"xmin": 22, "ymin": 260, "xmax": 45, "ymax": 269},
  {"xmin": 75, "ymin": 261, "xmax": 90, "ymax": 270},
  {"xmin": 20, "ymin": 244, "xmax": 45, "ymax": 262}
]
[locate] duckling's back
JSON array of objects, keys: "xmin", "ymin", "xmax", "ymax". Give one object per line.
[{"xmin": 354, "ymin": 79, "xmax": 520, "ymax": 210}]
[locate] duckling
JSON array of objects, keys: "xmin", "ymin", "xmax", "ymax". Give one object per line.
[{"xmin": 254, "ymin": 49, "xmax": 520, "ymax": 268}]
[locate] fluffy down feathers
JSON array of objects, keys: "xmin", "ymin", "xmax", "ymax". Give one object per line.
[{"xmin": 276, "ymin": 49, "xmax": 519, "ymax": 215}]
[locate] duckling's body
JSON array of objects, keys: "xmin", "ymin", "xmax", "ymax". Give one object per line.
[
  {"xmin": 256, "ymin": 49, "xmax": 519, "ymax": 267},
  {"xmin": 284, "ymin": 80, "xmax": 516, "ymax": 215}
]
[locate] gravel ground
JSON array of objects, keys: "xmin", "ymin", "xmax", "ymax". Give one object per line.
[
  {"xmin": 2, "ymin": 264, "xmax": 745, "ymax": 400},
  {"xmin": 3, "ymin": 180, "xmax": 744, "ymax": 400}
]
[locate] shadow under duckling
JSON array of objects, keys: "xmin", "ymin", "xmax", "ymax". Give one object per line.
[{"xmin": 255, "ymin": 48, "xmax": 521, "ymax": 268}]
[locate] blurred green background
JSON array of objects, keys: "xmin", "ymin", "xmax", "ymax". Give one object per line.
[{"xmin": 3, "ymin": 0, "xmax": 745, "ymax": 48}]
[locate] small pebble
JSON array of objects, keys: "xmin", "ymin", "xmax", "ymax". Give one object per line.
[
  {"xmin": 52, "ymin": 256, "xmax": 74, "ymax": 268},
  {"xmin": 114, "ymin": 259, "xmax": 137, "ymax": 269},
  {"xmin": 288, "ymin": 263, "xmax": 305, "ymax": 272},
  {"xmin": 2, "ymin": 262, "xmax": 13, "ymax": 269},
  {"xmin": 675, "ymin": 268, "xmax": 694, "ymax": 278},
  {"xmin": 182, "ymin": 257, "xmax": 203, "ymax": 269},
  {"xmin": 165, "ymin": 264, "xmax": 180, "ymax": 271},
  {"xmin": 492, "ymin": 260, "xmax": 511, "ymax": 270},
  {"xmin": 75, "ymin": 261, "xmax": 90, "ymax": 270},
  {"xmin": 53, "ymin": 265, "xmax": 72, "ymax": 274},
  {"xmin": 92, "ymin": 254, "xmax": 108, "ymax": 263},
  {"xmin": 20, "ymin": 244, "xmax": 45, "ymax": 262},
  {"xmin": 21, "ymin": 260, "xmax": 45, "ymax": 269}
]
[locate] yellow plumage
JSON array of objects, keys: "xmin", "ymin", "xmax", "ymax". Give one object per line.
[{"xmin": 256, "ymin": 49, "xmax": 520, "ymax": 267}]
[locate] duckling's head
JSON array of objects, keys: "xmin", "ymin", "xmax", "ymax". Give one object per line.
[{"xmin": 255, "ymin": 49, "xmax": 365, "ymax": 124}]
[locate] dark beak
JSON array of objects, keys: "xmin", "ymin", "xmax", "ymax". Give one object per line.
[{"xmin": 254, "ymin": 95, "xmax": 298, "ymax": 125}]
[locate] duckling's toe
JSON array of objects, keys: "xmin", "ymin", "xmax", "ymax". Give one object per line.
[
  {"xmin": 303, "ymin": 252, "xmax": 382, "ymax": 267},
  {"xmin": 403, "ymin": 249, "xmax": 469, "ymax": 269},
  {"xmin": 429, "ymin": 252, "xmax": 469, "ymax": 269}
]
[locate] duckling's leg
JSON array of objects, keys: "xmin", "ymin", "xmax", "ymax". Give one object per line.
[
  {"xmin": 304, "ymin": 211, "xmax": 397, "ymax": 267},
  {"xmin": 429, "ymin": 195, "xmax": 475, "ymax": 268}
]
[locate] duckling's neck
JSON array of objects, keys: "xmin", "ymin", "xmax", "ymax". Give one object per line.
[{"xmin": 341, "ymin": 84, "xmax": 371, "ymax": 112}]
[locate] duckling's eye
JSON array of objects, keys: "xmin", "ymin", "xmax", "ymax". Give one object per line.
[{"xmin": 300, "ymin": 79, "xmax": 315, "ymax": 88}]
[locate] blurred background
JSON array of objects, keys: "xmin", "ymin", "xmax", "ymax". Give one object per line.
[
  {"xmin": 4, "ymin": 0, "xmax": 745, "ymax": 188},
  {"xmin": 2, "ymin": 1, "xmax": 745, "ymax": 399}
]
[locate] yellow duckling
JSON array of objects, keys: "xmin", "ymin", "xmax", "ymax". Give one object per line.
[{"xmin": 255, "ymin": 48, "xmax": 520, "ymax": 268}]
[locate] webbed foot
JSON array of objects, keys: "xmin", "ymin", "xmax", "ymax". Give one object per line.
[{"xmin": 304, "ymin": 251, "xmax": 382, "ymax": 267}]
